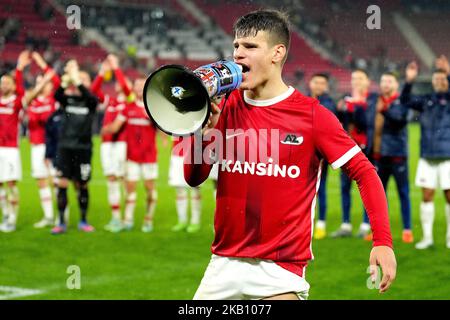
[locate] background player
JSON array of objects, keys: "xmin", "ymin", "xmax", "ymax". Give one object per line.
[
  {"xmin": 102, "ymin": 78, "xmax": 166, "ymax": 232},
  {"xmin": 170, "ymin": 137, "xmax": 202, "ymax": 233},
  {"xmin": 332, "ymin": 69, "xmax": 376, "ymax": 239},
  {"xmin": 23, "ymin": 52, "xmax": 60, "ymax": 228},
  {"xmin": 51, "ymin": 60, "xmax": 98, "ymax": 234},
  {"xmin": 91, "ymin": 54, "xmax": 132, "ymax": 233},
  {"xmin": 308, "ymin": 73, "xmax": 337, "ymax": 239},
  {"xmin": 368, "ymin": 71, "xmax": 413, "ymax": 243},
  {"xmin": 402, "ymin": 57, "xmax": 450, "ymax": 249},
  {"xmin": 0, "ymin": 50, "xmax": 30, "ymax": 232}
]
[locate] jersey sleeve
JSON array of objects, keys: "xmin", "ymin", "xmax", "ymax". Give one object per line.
[{"xmin": 313, "ymin": 102, "xmax": 360, "ymax": 169}]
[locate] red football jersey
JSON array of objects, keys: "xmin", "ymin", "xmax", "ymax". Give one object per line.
[
  {"xmin": 118, "ymin": 100, "xmax": 157, "ymax": 163},
  {"xmin": 101, "ymin": 95, "xmax": 127, "ymax": 143},
  {"xmin": 27, "ymin": 96, "xmax": 57, "ymax": 145},
  {"xmin": 210, "ymin": 87, "xmax": 360, "ymax": 276},
  {"xmin": 0, "ymin": 94, "xmax": 24, "ymax": 148}
]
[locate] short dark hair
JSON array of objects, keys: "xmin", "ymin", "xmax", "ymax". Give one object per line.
[
  {"xmin": 352, "ymin": 68, "xmax": 369, "ymax": 78},
  {"xmin": 381, "ymin": 71, "xmax": 399, "ymax": 81},
  {"xmin": 311, "ymin": 73, "xmax": 330, "ymax": 81},
  {"xmin": 233, "ymin": 9, "xmax": 291, "ymax": 62},
  {"xmin": 433, "ymin": 68, "xmax": 447, "ymax": 75}
]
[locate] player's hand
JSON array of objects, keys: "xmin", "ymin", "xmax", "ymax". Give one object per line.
[
  {"xmin": 202, "ymin": 99, "xmax": 221, "ymax": 136},
  {"xmin": 99, "ymin": 60, "xmax": 111, "ymax": 76},
  {"xmin": 435, "ymin": 55, "xmax": 450, "ymax": 75},
  {"xmin": 405, "ymin": 61, "xmax": 418, "ymax": 83},
  {"xmin": 107, "ymin": 54, "xmax": 119, "ymax": 70},
  {"xmin": 351, "ymin": 88, "xmax": 366, "ymax": 102},
  {"xmin": 17, "ymin": 50, "xmax": 31, "ymax": 71},
  {"xmin": 61, "ymin": 74, "xmax": 71, "ymax": 88},
  {"xmin": 369, "ymin": 246, "xmax": 397, "ymax": 293}
]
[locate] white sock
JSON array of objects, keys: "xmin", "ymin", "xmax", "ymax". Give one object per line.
[
  {"xmin": 7, "ymin": 186, "xmax": 19, "ymax": 225},
  {"xmin": 145, "ymin": 190, "xmax": 157, "ymax": 223},
  {"xmin": 175, "ymin": 188, "xmax": 188, "ymax": 224},
  {"xmin": 190, "ymin": 188, "xmax": 201, "ymax": 225},
  {"xmin": 0, "ymin": 188, "xmax": 9, "ymax": 220},
  {"xmin": 445, "ymin": 203, "xmax": 450, "ymax": 240},
  {"xmin": 420, "ymin": 201, "xmax": 435, "ymax": 242},
  {"xmin": 39, "ymin": 187, "xmax": 54, "ymax": 220},
  {"xmin": 316, "ymin": 220, "xmax": 326, "ymax": 229},
  {"xmin": 124, "ymin": 192, "xmax": 136, "ymax": 224},
  {"xmin": 107, "ymin": 180, "xmax": 121, "ymax": 220}
]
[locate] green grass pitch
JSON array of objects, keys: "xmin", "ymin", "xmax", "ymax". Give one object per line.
[{"xmin": 0, "ymin": 123, "xmax": 449, "ymax": 299}]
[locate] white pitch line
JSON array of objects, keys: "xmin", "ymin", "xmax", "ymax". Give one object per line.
[{"xmin": 0, "ymin": 286, "xmax": 44, "ymax": 300}]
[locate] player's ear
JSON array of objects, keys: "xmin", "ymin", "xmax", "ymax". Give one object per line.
[{"xmin": 272, "ymin": 44, "xmax": 286, "ymax": 65}]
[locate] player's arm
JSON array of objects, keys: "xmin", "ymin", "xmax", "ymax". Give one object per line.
[
  {"xmin": 91, "ymin": 60, "xmax": 111, "ymax": 103},
  {"xmin": 400, "ymin": 61, "xmax": 425, "ymax": 111},
  {"xmin": 101, "ymin": 114, "xmax": 126, "ymax": 135},
  {"xmin": 16, "ymin": 50, "xmax": 31, "ymax": 98},
  {"xmin": 107, "ymin": 54, "xmax": 132, "ymax": 97},
  {"xmin": 341, "ymin": 152, "xmax": 396, "ymax": 293},
  {"xmin": 184, "ymin": 102, "xmax": 222, "ymax": 187},
  {"xmin": 24, "ymin": 70, "xmax": 55, "ymax": 107},
  {"xmin": 32, "ymin": 51, "xmax": 61, "ymax": 89}
]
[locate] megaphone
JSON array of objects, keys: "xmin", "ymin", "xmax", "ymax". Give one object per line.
[{"xmin": 143, "ymin": 60, "xmax": 242, "ymax": 136}]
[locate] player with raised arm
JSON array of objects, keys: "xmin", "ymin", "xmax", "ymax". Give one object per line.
[
  {"xmin": 91, "ymin": 54, "xmax": 132, "ymax": 233},
  {"xmin": 401, "ymin": 57, "xmax": 450, "ymax": 249},
  {"xmin": 51, "ymin": 60, "xmax": 98, "ymax": 234},
  {"xmin": 23, "ymin": 52, "xmax": 60, "ymax": 228},
  {"xmin": 0, "ymin": 51, "xmax": 30, "ymax": 232},
  {"xmin": 184, "ymin": 10, "xmax": 396, "ymax": 300}
]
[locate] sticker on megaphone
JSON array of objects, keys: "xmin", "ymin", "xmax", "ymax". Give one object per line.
[{"xmin": 193, "ymin": 60, "xmax": 243, "ymax": 98}]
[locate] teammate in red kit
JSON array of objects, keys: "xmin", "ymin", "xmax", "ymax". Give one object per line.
[
  {"xmin": 169, "ymin": 137, "xmax": 202, "ymax": 233},
  {"xmin": 184, "ymin": 10, "xmax": 396, "ymax": 299},
  {"xmin": 23, "ymin": 52, "xmax": 60, "ymax": 228},
  {"xmin": 91, "ymin": 54, "xmax": 132, "ymax": 233},
  {"xmin": 102, "ymin": 78, "xmax": 166, "ymax": 232},
  {"xmin": 0, "ymin": 51, "xmax": 30, "ymax": 233}
]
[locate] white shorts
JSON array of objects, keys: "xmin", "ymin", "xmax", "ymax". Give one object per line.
[
  {"xmin": 126, "ymin": 161, "xmax": 158, "ymax": 182},
  {"xmin": 0, "ymin": 147, "xmax": 22, "ymax": 183},
  {"xmin": 101, "ymin": 142, "xmax": 127, "ymax": 177},
  {"xmin": 193, "ymin": 254, "xmax": 310, "ymax": 300},
  {"xmin": 415, "ymin": 158, "xmax": 450, "ymax": 190},
  {"xmin": 31, "ymin": 144, "xmax": 51, "ymax": 179},
  {"xmin": 209, "ymin": 163, "xmax": 219, "ymax": 181},
  {"xmin": 168, "ymin": 155, "xmax": 189, "ymax": 187}
]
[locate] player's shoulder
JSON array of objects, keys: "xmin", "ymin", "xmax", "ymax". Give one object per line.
[{"xmin": 292, "ymin": 89, "xmax": 320, "ymax": 106}]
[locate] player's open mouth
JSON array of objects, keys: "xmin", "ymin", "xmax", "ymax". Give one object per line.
[{"xmin": 237, "ymin": 63, "xmax": 250, "ymax": 74}]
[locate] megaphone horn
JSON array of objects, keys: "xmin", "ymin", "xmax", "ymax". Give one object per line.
[{"xmin": 143, "ymin": 60, "xmax": 242, "ymax": 136}]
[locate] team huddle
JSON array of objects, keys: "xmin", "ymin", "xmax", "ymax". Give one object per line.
[{"xmin": 0, "ymin": 51, "xmax": 215, "ymax": 235}]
